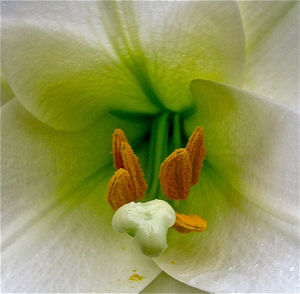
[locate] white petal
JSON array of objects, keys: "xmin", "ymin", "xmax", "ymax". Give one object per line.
[
  {"xmin": 154, "ymin": 79, "xmax": 300, "ymax": 292},
  {"xmin": 2, "ymin": 1, "xmax": 245, "ymax": 130},
  {"xmin": 1, "ymin": 71, "xmax": 14, "ymax": 106},
  {"xmin": 2, "ymin": 1, "xmax": 159, "ymax": 131},
  {"xmin": 239, "ymin": 1, "xmax": 300, "ymax": 109},
  {"xmin": 124, "ymin": 1, "xmax": 246, "ymax": 111},
  {"xmin": 1, "ymin": 99, "xmax": 160, "ymax": 292},
  {"xmin": 141, "ymin": 272, "xmax": 207, "ymax": 294}
]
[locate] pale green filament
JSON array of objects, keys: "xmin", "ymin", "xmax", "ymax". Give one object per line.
[
  {"xmin": 147, "ymin": 112, "xmax": 170, "ymax": 198},
  {"xmin": 171, "ymin": 113, "xmax": 182, "ymax": 149},
  {"xmin": 112, "ymin": 200, "xmax": 176, "ymax": 257}
]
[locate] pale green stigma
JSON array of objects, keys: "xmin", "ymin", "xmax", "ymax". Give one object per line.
[{"xmin": 112, "ymin": 199, "xmax": 176, "ymax": 257}]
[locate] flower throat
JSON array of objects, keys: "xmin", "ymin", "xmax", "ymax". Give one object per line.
[{"xmin": 106, "ymin": 112, "xmax": 207, "ymax": 256}]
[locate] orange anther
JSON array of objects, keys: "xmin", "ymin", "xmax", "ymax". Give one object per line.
[
  {"xmin": 186, "ymin": 127, "xmax": 206, "ymax": 185},
  {"xmin": 121, "ymin": 141, "xmax": 147, "ymax": 200},
  {"xmin": 173, "ymin": 213, "xmax": 207, "ymax": 233},
  {"xmin": 160, "ymin": 148, "xmax": 192, "ymax": 200},
  {"xmin": 106, "ymin": 168, "xmax": 135, "ymax": 210},
  {"xmin": 112, "ymin": 129, "xmax": 128, "ymax": 170}
]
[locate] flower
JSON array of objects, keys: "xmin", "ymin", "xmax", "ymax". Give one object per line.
[{"xmin": 1, "ymin": 1, "xmax": 299, "ymax": 293}]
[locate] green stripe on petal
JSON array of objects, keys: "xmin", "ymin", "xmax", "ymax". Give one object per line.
[
  {"xmin": 2, "ymin": 1, "xmax": 246, "ymax": 130},
  {"xmin": 110, "ymin": 1, "xmax": 246, "ymax": 112},
  {"xmin": 153, "ymin": 79, "xmax": 299, "ymax": 292},
  {"xmin": 2, "ymin": 2, "xmax": 160, "ymax": 131}
]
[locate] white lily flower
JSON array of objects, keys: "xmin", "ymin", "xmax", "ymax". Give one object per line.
[{"xmin": 1, "ymin": 1, "xmax": 299, "ymax": 293}]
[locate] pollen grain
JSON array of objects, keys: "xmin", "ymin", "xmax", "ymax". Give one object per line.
[{"xmin": 129, "ymin": 274, "xmax": 143, "ymax": 281}]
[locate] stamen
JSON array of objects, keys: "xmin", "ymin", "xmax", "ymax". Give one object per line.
[
  {"xmin": 186, "ymin": 126, "xmax": 206, "ymax": 185},
  {"xmin": 106, "ymin": 169, "xmax": 135, "ymax": 210},
  {"xmin": 160, "ymin": 148, "xmax": 192, "ymax": 200},
  {"xmin": 121, "ymin": 141, "xmax": 147, "ymax": 199},
  {"xmin": 112, "ymin": 129, "xmax": 128, "ymax": 169},
  {"xmin": 173, "ymin": 213, "xmax": 207, "ymax": 233}
]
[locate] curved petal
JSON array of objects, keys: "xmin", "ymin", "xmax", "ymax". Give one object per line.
[
  {"xmin": 141, "ymin": 272, "xmax": 207, "ymax": 294},
  {"xmin": 239, "ymin": 1, "xmax": 300, "ymax": 109},
  {"xmin": 154, "ymin": 80, "xmax": 300, "ymax": 292},
  {"xmin": 1, "ymin": 1, "xmax": 159, "ymax": 131},
  {"xmin": 1, "ymin": 71, "xmax": 14, "ymax": 106},
  {"xmin": 2, "ymin": 1, "xmax": 245, "ymax": 130},
  {"xmin": 1, "ymin": 99, "xmax": 160, "ymax": 292},
  {"xmin": 119, "ymin": 1, "xmax": 246, "ymax": 111}
]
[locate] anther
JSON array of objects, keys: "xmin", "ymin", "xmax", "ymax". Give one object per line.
[
  {"xmin": 112, "ymin": 129, "xmax": 128, "ymax": 170},
  {"xmin": 160, "ymin": 148, "xmax": 192, "ymax": 200},
  {"xmin": 121, "ymin": 141, "xmax": 147, "ymax": 199},
  {"xmin": 173, "ymin": 213, "xmax": 207, "ymax": 233},
  {"xmin": 186, "ymin": 127, "xmax": 206, "ymax": 185},
  {"xmin": 106, "ymin": 169, "xmax": 135, "ymax": 210}
]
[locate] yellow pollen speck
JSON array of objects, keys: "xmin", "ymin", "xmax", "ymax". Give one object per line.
[
  {"xmin": 171, "ymin": 261, "xmax": 175, "ymax": 264},
  {"xmin": 132, "ymin": 269, "xmax": 136, "ymax": 272},
  {"xmin": 129, "ymin": 274, "xmax": 143, "ymax": 281},
  {"xmin": 122, "ymin": 246, "xmax": 126, "ymax": 250}
]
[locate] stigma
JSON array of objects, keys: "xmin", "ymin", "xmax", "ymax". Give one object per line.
[{"xmin": 112, "ymin": 200, "xmax": 176, "ymax": 257}]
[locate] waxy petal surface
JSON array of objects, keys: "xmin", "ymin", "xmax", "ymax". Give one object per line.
[
  {"xmin": 1, "ymin": 70, "xmax": 14, "ymax": 106},
  {"xmin": 239, "ymin": 1, "xmax": 299, "ymax": 109},
  {"xmin": 1, "ymin": 100, "xmax": 160, "ymax": 292},
  {"xmin": 141, "ymin": 272, "xmax": 206, "ymax": 294},
  {"xmin": 153, "ymin": 79, "xmax": 300, "ymax": 292},
  {"xmin": 2, "ymin": 1, "xmax": 245, "ymax": 130}
]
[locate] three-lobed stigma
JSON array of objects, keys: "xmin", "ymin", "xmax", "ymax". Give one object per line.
[
  {"xmin": 106, "ymin": 126, "xmax": 207, "ymax": 257},
  {"xmin": 112, "ymin": 200, "xmax": 176, "ymax": 257}
]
